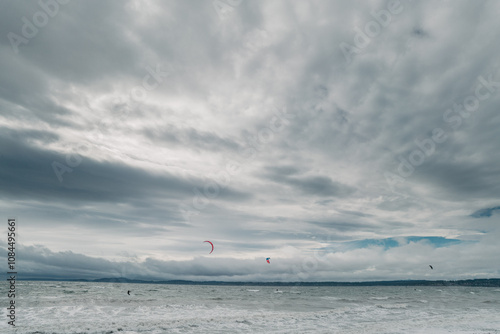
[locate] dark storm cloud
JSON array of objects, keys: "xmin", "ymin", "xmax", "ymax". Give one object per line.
[
  {"xmin": 417, "ymin": 162, "xmax": 500, "ymax": 199},
  {"xmin": 18, "ymin": 244, "xmax": 122, "ymax": 279},
  {"xmin": 263, "ymin": 168, "xmax": 355, "ymax": 197},
  {"xmin": 471, "ymin": 206, "xmax": 500, "ymax": 218},
  {"xmin": 0, "ymin": 127, "xmax": 251, "ymax": 205}
]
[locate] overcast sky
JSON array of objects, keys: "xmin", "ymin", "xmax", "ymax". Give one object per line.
[{"xmin": 1, "ymin": 0, "xmax": 499, "ymax": 282}]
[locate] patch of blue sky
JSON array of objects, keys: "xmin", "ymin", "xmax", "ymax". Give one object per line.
[{"xmin": 313, "ymin": 236, "xmax": 465, "ymax": 253}]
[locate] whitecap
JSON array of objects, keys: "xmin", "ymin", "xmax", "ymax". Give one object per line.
[{"xmin": 376, "ymin": 303, "xmax": 408, "ymax": 309}]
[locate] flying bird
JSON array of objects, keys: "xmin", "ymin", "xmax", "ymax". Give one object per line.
[{"xmin": 204, "ymin": 240, "xmax": 214, "ymax": 254}]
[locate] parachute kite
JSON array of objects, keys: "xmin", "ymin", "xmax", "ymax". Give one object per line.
[
  {"xmin": 204, "ymin": 240, "xmax": 214, "ymax": 254},
  {"xmin": 266, "ymin": 257, "xmax": 271, "ymax": 264}
]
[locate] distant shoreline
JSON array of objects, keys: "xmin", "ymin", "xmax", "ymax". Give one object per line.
[{"xmin": 18, "ymin": 278, "xmax": 500, "ymax": 287}]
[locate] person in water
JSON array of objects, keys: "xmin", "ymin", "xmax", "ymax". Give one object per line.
[{"xmin": 127, "ymin": 290, "xmax": 131, "ymax": 295}]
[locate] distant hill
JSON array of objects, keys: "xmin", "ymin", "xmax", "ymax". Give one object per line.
[{"xmin": 20, "ymin": 277, "xmax": 500, "ymax": 287}]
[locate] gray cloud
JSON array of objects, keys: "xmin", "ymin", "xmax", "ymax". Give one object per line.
[
  {"xmin": 0, "ymin": 127, "xmax": 251, "ymax": 214},
  {"xmin": 262, "ymin": 167, "xmax": 355, "ymax": 197},
  {"xmin": 471, "ymin": 206, "xmax": 500, "ymax": 218},
  {"xmin": 143, "ymin": 124, "xmax": 241, "ymax": 152}
]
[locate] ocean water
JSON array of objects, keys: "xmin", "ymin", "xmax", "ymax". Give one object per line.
[{"xmin": 1, "ymin": 281, "xmax": 500, "ymax": 333}]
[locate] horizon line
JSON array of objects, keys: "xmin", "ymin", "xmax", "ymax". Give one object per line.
[{"xmin": 17, "ymin": 277, "xmax": 500, "ymax": 286}]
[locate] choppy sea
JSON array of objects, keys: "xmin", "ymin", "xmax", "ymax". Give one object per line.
[{"xmin": 1, "ymin": 281, "xmax": 500, "ymax": 333}]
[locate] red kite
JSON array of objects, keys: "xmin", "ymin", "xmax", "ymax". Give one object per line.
[{"xmin": 204, "ymin": 240, "xmax": 214, "ymax": 254}]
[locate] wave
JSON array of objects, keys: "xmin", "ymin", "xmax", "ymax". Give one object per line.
[
  {"xmin": 321, "ymin": 296, "xmax": 359, "ymax": 303},
  {"xmin": 376, "ymin": 303, "xmax": 408, "ymax": 309},
  {"xmin": 369, "ymin": 296, "xmax": 389, "ymax": 300}
]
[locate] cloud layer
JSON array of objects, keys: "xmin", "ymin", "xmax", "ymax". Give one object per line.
[{"xmin": 1, "ymin": 0, "xmax": 499, "ymax": 281}]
